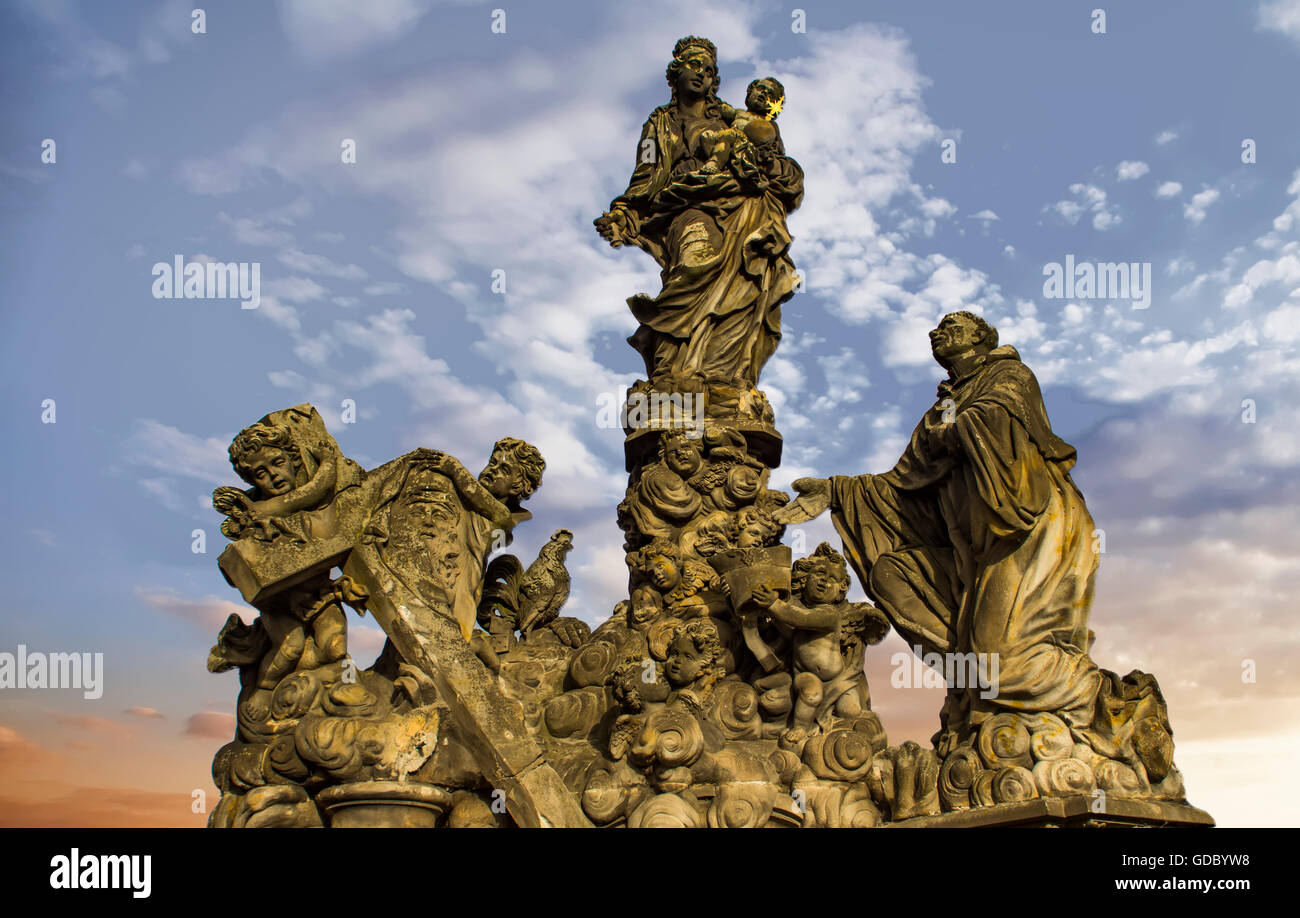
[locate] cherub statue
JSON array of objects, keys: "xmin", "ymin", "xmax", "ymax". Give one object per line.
[
  {"xmin": 610, "ymin": 655, "xmax": 671, "ymax": 715},
  {"xmin": 209, "ymin": 408, "xmax": 364, "ymax": 724},
  {"xmin": 735, "ymin": 503, "xmax": 783, "ymax": 548},
  {"xmin": 628, "ymin": 584, "xmax": 665, "ymax": 630},
  {"xmin": 213, "ymin": 405, "xmax": 361, "ymax": 543},
  {"xmin": 607, "ymin": 619, "xmax": 725, "ymax": 767},
  {"xmin": 698, "ymin": 77, "xmax": 785, "ymax": 176},
  {"xmin": 662, "ymin": 618, "xmax": 727, "ymax": 710},
  {"xmin": 750, "ymin": 542, "xmax": 890, "ymax": 746},
  {"xmin": 208, "ymin": 574, "xmax": 363, "ymax": 728},
  {"xmin": 631, "ymin": 537, "xmax": 723, "ymax": 619},
  {"xmin": 625, "ymin": 430, "xmax": 706, "ymax": 539},
  {"xmin": 681, "ymin": 509, "xmax": 737, "ymax": 560}
]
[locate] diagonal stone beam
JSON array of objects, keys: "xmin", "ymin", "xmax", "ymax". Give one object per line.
[{"xmin": 344, "ymin": 543, "xmax": 591, "ymax": 828}]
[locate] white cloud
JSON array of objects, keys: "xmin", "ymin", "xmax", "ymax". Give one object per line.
[
  {"xmin": 814, "ymin": 348, "xmax": 869, "ymax": 407},
  {"xmin": 1155, "ymin": 180, "xmax": 1183, "ymax": 198},
  {"xmin": 1154, "ymin": 129, "xmax": 1178, "ymax": 145},
  {"xmin": 137, "ymin": 587, "xmax": 252, "ymax": 631},
  {"xmin": 18, "ymin": 0, "xmax": 196, "ymax": 92},
  {"xmin": 273, "ymin": 0, "xmax": 440, "ymax": 62},
  {"xmin": 220, "ymin": 213, "xmax": 294, "ymax": 247},
  {"xmin": 265, "ymin": 276, "xmax": 328, "ymax": 303},
  {"xmin": 1222, "ymin": 251, "xmax": 1300, "ymax": 310},
  {"xmin": 1050, "ymin": 182, "xmax": 1120, "ymax": 230},
  {"xmin": 363, "ymin": 281, "xmax": 406, "ymax": 296},
  {"xmin": 767, "ymin": 25, "xmax": 998, "ymax": 332},
  {"xmin": 277, "ymin": 248, "xmax": 367, "ymax": 280},
  {"xmin": 1255, "ymin": 167, "xmax": 1300, "ymax": 249},
  {"xmin": 1051, "ymin": 199, "xmax": 1083, "ymax": 224},
  {"xmin": 1184, "ymin": 187, "xmax": 1221, "ymax": 224},
  {"xmin": 125, "ymin": 420, "xmax": 235, "ymax": 486},
  {"xmin": 1116, "ymin": 160, "xmax": 1149, "ymax": 181},
  {"xmin": 1079, "ymin": 333, "xmax": 1240, "ymax": 402},
  {"xmin": 1258, "ymin": 0, "xmax": 1300, "ymax": 44}
]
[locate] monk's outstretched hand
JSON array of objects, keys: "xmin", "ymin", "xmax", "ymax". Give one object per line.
[{"xmin": 773, "ymin": 477, "xmax": 832, "ymax": 524}]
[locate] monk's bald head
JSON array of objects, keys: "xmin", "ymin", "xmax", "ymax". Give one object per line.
[
  {"xmin": 947, "ymin": 311, "xmax": 997, "ymax": 348},
  {"xmin": 930, "ymin": 312, "xmax": 998, "ymax": 368}
]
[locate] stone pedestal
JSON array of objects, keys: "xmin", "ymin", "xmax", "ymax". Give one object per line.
[
  {"xmin": 316, "ymin": 782, "xmax": 453, "ymax": 828},
  {"xmin": 888, "ymin": 795, "xmax": 1215, "ymax": 828}
]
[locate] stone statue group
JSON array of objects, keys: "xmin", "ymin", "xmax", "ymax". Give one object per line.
[{"xmin": 200, "ymin": 36, "xmax": 1204, "ymax": 828}]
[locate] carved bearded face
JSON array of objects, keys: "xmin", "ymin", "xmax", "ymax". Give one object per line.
[
  {"xmin": 389, "ymin": 466, "xmax": 460, "ymax": 537},
  {"xmin": 242, "ymin": 446, "xmax": 299, "ymax": 497}
]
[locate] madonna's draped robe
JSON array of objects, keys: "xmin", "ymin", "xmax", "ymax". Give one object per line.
[{"xmin": 613, "ymin": 103, "xmax": 803, "ymax": 385}]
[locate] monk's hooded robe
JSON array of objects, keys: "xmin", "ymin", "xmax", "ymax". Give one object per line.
[{"xmin": 828, "ymin": 346, "xmax": 1110, "ymax": 750}]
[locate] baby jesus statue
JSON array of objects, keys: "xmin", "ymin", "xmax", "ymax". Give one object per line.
[
  {"xmin": 697, "ymin": 76, "xmax": 785, "ymax": 176},
  {"xmin": 750, "ymin": 542, "xmax": 890, "ymax": 746}
]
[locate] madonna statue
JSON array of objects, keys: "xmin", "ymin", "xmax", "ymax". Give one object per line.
[{"xmin": 595, "ymin": 36, "xmax": 803, "ymax": 390}]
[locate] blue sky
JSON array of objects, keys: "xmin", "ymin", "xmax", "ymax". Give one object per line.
[{"xmin": 1, "ymin": 0, "xmax": 1298, "ymax": 827}]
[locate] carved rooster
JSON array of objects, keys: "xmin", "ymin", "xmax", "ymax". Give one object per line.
[{"xmin": 479, "ymin": 529, "xmax": 574, "ymax": 639}]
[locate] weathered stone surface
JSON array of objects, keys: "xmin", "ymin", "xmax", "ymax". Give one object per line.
[
  {"xmin": 887, "ymin": 795, "xmax": 1215, "ymax": 829},
  {"xmin": 594, "ymin": 36, "xmax": 801, "ymax": 391},
  {"xmin": 205, "ymin": 408, "xmax": 591, "ymax": 828},
  {"xmin": 202, "ymin": 34, "xmax": 1210, "ymax": 829},
  {"xmin": 343, "ymin": 543, "xmax": 590, "ymax": 827},
  {"xmin": 219, "ymin": 531, "xmax": 354, "ymax": 606},
  {"xmin": 776, "ymin": 310, "xmax": 1198, "ymax": 817},
  {"xmin": 316, "ymin": 781, "xmax": 453, "ymax": 828}
]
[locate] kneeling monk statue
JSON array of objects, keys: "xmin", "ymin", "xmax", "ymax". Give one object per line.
[{"xmin": 776, "ymin": 311, "xmax": 1178, "ymax": 789}]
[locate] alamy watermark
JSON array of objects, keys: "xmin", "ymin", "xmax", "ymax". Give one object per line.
[
  {"xmin": 0, "ymin": 644, "xmax": 103, "ymax": 699},
  {"xmin": 152, "ymin": 255, "xmax": 260, "ymax": 309},
  {"xmin": 595, "ymin": 389, "xmax": 705, "ymax": 438},
  {"xmin": 890, "ymin": 646, "xmax": 1000, "ymax": 700},
  {"xmin": 1042, "ymin": 254, "xmax": 1151, "ymax": 309},
  {"xmin": 49, "ymin": 849, "xmax": 150, "ymax": 898}
]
